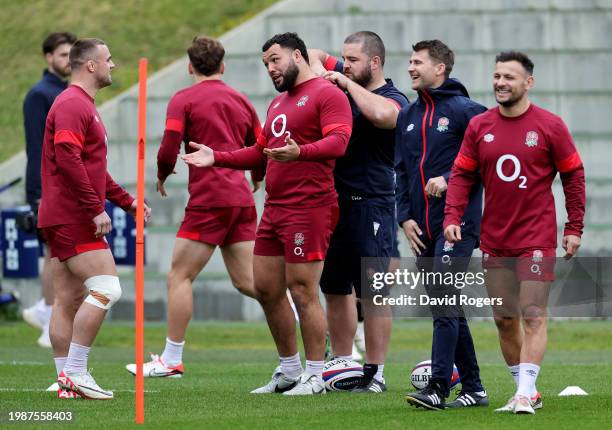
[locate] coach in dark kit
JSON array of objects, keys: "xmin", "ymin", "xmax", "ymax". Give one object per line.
[
  {"xmin": 310, "ymin": 31, "xmax": 409, "ymax": 393},
  {"xmin": 396, "ymin": 40, "xmax": 487, "ymax": 410}
]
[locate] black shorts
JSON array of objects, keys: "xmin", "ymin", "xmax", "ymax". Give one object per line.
[{"xmin": 320, "ymin": 198, "xmax": 394, "ymax": 298}]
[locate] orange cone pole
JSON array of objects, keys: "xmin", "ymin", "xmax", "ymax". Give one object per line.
[{"xmin": 135, "ymin": 58, "xmax": 147, "ymax": 425}]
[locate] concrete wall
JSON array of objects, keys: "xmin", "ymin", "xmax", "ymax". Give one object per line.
[{"xmin": 3, "ymin": 0, "xmax": 611, "ymax": 319}]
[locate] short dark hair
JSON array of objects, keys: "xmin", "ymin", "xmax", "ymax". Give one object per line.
[
  {"xmin": 344, "ymin": 31, "xmax": 386, "ymax": 65},
  {"xmin": 495, "ymin": 51, "xmax": 534, "ymax": 75},
  {"xmin": 262, "ymin": 32, "xmax": 309, "ymax": 64},
  {"xmin": 69, "ymin": 38, "xmax": 106, "ymax": 70},
  {"xmin": 412, "ymin": 39, "xmax": 454, "ymax": 78},
  {"xmin": 187, "ymin": 36, "xmax": 225, "ymax": 76},
  {"xmin": 42, "ymin": 32, "xmax": 77, "ymax": 55}
]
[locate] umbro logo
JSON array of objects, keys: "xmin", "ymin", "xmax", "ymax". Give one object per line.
[{"xmin": 484, "ymin": 133, "xmax": 494, "ymax": 143}]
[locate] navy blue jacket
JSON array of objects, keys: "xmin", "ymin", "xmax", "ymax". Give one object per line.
[
  {"xmin": 23, "ymin": 70, "xmax": 68, "ymax": 209},
  {"xmin": 395, "ymin": 78, "xmax": 485, "ymax": 241}
]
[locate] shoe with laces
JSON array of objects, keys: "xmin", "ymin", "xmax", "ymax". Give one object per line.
[
  {"xmin": 58, "ymin": 370, "xmax": 113, "ymax": 400},
  {"xmin": 405, "ymin": 381, "xmax": 445, "ymax": 410},
  {"xmin": 282, "ymin": 373, "xmax": 326, "ymax": 396},
  {"xmin": 125, "ymin": 354, "xmax": 184, "ymax": 378},
  {"xmin": 446, "ymin": 390, "xmax": 489, "ymax": 408},
  {"xmin": 251, "ymin": 366, "xmax": 299, "ymax": 394},
  {"xmin": 351, "ymin": 377, "xmax": 386, "ymax": 393},
  {"xmin": 495, "ymin": 395, "xmax": 519, "ymax": 412},
  {"xmin": 513, "ymin": 394, "xmax": 536, "ymax": 414}
]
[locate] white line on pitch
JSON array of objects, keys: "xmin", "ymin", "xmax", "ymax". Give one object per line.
[{"xmin": 0, "ymin": 360, "xmax": 47, "ymax": 366}]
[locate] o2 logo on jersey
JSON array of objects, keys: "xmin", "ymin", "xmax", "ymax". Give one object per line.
[
  {"xmin": 271, "ymin": 114, "xmax": 287, "ymax": 138},
  {"xmin": 496, "ymin": 154, "xmax": 527, "ymax": 189}
]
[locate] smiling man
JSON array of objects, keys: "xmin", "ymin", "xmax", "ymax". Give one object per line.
[
  {"xmin": 182, "ymin": 32, "xmax": 352, "ymax": 395},
  {"xmin": 444, "ymin": 51, "xmax": 586, "ymax": 415}
]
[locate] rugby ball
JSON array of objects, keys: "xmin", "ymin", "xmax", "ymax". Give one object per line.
[
  {"xmin": 410, "ymin": 359, "xmax": 460, "ymax": 390},
  {"xmin": 322, "ymin": 358, "xmax": 363, "ymax": 391}
]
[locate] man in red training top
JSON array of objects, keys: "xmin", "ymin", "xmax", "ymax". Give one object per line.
[
  {"xmin": 444, "ymin": 51, "xmax": 585, "ymax": 414},
  {"xmin": 125, "ymin": 36, "xmax": 263, "ymax": 379},
  {"xmin": 183, "ymin": 32, "xmax": 352, "ymax": 395},
  {"xmin": 38, "ymin": 39, "xmax": 150, "ymax": 400}
]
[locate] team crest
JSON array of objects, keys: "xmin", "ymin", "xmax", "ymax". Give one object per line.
[
  {"xmin": 294, "ymin": 233, "xmax": 305, "ymax": 246},
  {"xmin": 484, "ymin": 133, "xmax": 495, "ymax": 143},
  {"xmin": 296, "ymin": 95, "xmax": 309, "ymax": 107},
  {"xmin": 525, "ymin": 131, "xmax": 539, "ymax": 147},
  {"xmin": 532, "ymin": 250, "xmax": 543, "ymax": 263},
  {"xmin": 436, "ymin": 117, "xmax": 449, "ymax": 132},
  {"xmin": 443, "ymin": 241, "xmax": 454, "ymax": 253},
  {"xmin": 407, "ymin": 123, "xmax": 414, "ymax": 132}
]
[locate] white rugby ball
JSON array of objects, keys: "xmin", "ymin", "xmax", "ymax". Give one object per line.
[
  {"xmin": 410, "ymin": 359, "xmax": 460, "ymax": 390},
  {"xmin": 322, "ymin": 358, "xmax": 363, "ymax": 391}
]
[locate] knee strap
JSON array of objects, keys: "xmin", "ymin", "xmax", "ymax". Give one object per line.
[{"xmin": 84, "ymin": 275, "xmax": 122, "ymax": 310}]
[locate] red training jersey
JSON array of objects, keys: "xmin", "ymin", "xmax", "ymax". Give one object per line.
[
  {"xmin": 157, "ymin": 79, "xmax": 263, "ymax": 209},
  {"xmin": 215, "ymin": 77, "xmax": 352, "ymax": 208},
  {"xmin": 38, "ymin": 85, "xmax": 133, "ymax": 228},
  {"xmin": 444, "ymin": 104, "xmax": 585, "ymax": 250}
]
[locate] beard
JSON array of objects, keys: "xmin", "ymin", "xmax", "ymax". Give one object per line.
[
  {"xmin": 348, "ymin": 64, "xmax": 373, "ymax": 88},
  {"xmin": 273, "ymin": 60, "xmax": 299, "ymax": 92},
  {"xmin": 495, "ymin": 88, "xmax": 524, "ymax": 107},
  {"xmin": 51, "ymin": 61, "xmax": 71, "ymax": 79}
]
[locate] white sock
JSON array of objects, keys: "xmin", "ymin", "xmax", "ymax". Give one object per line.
[
  {"xmin": 516, "ymin": 362, "xmax": 540, "ymax": 398},
  {"xmin": 374, "ymin": 364, "xmax": 385, "ymax": 383},
  {"xmin": 336, "ymin": 354, "xmax": 353, "ymax": 361},
  {"xmin": 509, "ymin": 364, "xmax": 520, "ymax": 388},
  {"xmin": 63, "ymin": 343, "xmax": 90, "ymax": 376},
  {"xmin": 280, "ymin": 352, "xmax": 303, "ymax": 379},
  {"xmin": 161, "ymin": 338, "xmax": 185, "ymax": 366},
  {"xmin": 54, "ymin": 357, "xmax": 67, "ymax": 376},
  {"xmin": 305, "ymin": 360, "xmax": 324, "ymax": 378}
]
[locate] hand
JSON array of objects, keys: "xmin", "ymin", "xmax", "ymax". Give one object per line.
[
  {"xmin": 157, "ymin": 178, "xmax": 168, "ymax": 197},
  {"xmin": 323, "ymin": 70, "xmax": 350, "ymax": 90},
  {"xmin": 444, "ymin": 224, "xmax": 462, "ymax": 244},
  {"xmin": 562, "ymin": 234, "xmax": 581, "ymax": 260},
  {"xmin": 252, "ymin": 180, "xmax": 262, "ymax": 193},
  {"xmin": 93, "ymin": 211, "xmax": 112, "ymax": 238},
  {"xmin": 425, "ymin": 176, "xmax": 447, "ymax": 198},
  {"xmin": 181, "ymin": 141, "xmax": 215, "ymax": 167},
  {"xmin": 402, "ymin": 219, "xmax": 426, "ymax": 256},
  {"xmin": 263, "ymin": 132, "xmax": 300, "ymax": 162},
  {"xmin": 127, "ymin": 200, "xmax": 152, "ymax": 223}
]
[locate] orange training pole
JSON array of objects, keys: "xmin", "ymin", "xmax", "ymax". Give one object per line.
[{"xmin": 135, "ymin": 58, "xmax": 147, "ymax": 425}]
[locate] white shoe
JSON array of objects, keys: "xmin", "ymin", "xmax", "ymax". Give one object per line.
[
  {"xmin": 495, "ymin": 395, "xmax": 519, "ymax": 412},
  {"xmin": 251, "ymin": 366, "xmax": 299, "ymax": 394},
  {"xmin": 58, "ymin": 370, "xmax": 113, "ymax": 400},
  {"xmin": 22, "ymin": 306, "xmax": 43, "ymax": 330},
  {"xmin": 351, "ymin": 343, "xmax": 363, "ymax": 362},
  {"xmin": 283, "ymin": 372, "xmax": 326, "ymax": 396},
  {"xmin": 125, "ymin": 354, "xmax": 184, "ymax": 378},
  {"xmin": 513, "ymin": 395, "xmax": 536, "ymax": 414},
  {"xmin": 47, "ymin": 382, "xmax": 59, "ymax": 391},
  {"xmin": 37, "ymin": 326, "xmax": 51, "ymax": 348}
]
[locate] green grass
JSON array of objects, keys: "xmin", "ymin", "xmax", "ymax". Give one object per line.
[
  {"xmin": 0, "ymin": 0, "xmax": 277, "ymax": 163},
  {"xmin": 1, "ymin": 320, "xmax": 611, "ymax": 429}
]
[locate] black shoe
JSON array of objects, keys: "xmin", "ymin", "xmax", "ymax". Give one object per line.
[
  {"xmin": 352, "ymin": 377, "xmax": 387, "ymax": 393},
  {"xmin": 351, "ymin": 363, "xmax": 380, "ymax": 392},
  {"xmin": 405, "ymin": 381, "xmax": 445, "ymax": 411},
  {"xmin": 446, "ymin": 390, "xmax": 489, "ymax": 408}
]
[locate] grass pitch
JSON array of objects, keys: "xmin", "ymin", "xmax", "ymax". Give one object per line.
[{"xmin": 1, "ymin": 319, "xmax": 611, "ymax": 429}]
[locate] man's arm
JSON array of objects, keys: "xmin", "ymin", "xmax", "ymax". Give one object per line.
[
  {"xmin": 23, "ymin": 91, "xmax": 48, "ymax": 209},
  {"xmin": 324, "ymin": 72, "xmax": 399, "ymax": 129},
  {"xmin": 105, "ymin": 172, "xmax": 134, "ymax": 211}
]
